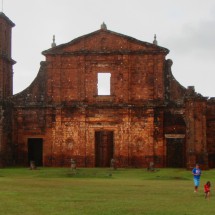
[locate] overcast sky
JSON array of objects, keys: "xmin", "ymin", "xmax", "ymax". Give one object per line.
[{"xmin": 2, "ymin": 0, "xmax": 215, "ymax": 97}]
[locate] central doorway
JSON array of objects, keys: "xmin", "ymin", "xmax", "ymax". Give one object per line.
[
  {"xmin": 95, "ymin": 131, "xmax": 114, "ymax": 167},
  {"xmin": 28, "ymin": 138, "xmax": 43, "ymax": 166}
]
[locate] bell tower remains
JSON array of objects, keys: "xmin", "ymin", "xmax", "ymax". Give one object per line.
[
  {"xmin": 0, "ymin": 12, "xmax": 15, "ymax": 99},
  {"xmin": 0, "ymin": 12, "xmax": 15, "ymax": 166}
]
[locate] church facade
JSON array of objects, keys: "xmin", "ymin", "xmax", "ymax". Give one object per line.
[{"xmin": 0, "ymin": 13, "xmax": 215, "ymax": 169}]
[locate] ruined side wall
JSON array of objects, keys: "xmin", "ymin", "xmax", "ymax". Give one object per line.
[
  {"xmin": 185, "ymin": 98, "xmax": 208, "ymax": 169},
  {"xmin": 0, "ymin": 101, "xmax": 13, "ymax": 166},
  {"xmin": 206, "ymin": 98, "xmax": 215, "ymax": 167},
  {"xmin": 0, "ymin": 105, "xmax": 3, "ymax": 166},
  {"xmin": 164, "ymin": 59, "xmax": 187, "ymax": 102}
]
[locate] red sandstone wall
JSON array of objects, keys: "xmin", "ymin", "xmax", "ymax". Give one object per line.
[
  {"xmin": 1, "ymin": 14, "xmax": 213, "ymax": 169},
  {"xmin": 45, "ymin": 55, "xmax": 163, "ymax": 103},
  {"xmin": 11, "ymin": 29, "xmax": 173, "ymax": 167},
  {"xmin": 45, "ymin": 32, "xmax": 166, "ymax": 104},
  {"xmin": 185, "ymin": 98, "xmax": 208, "ymax": 169},
  {"xmin": 206, "ymin": 99, "xmax": 215, "ymax": 167},
  {"xmin": 14, "ymin": 105, "xmax": 164, "ymax": 167}
]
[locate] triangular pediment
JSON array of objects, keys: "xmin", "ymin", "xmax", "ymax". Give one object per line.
[{"xmin": 43, "ymin": 29, "xmax": 169, "ymax": 55}]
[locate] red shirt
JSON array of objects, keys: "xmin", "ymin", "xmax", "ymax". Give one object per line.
[{"xmin": 204, "ymin": 184, "xmax": 210, "ymax": 193}]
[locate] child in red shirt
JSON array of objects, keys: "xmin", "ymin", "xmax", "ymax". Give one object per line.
[{"xmin": 204, "ymin": 181, "xmax": 211, "ymax": 199}]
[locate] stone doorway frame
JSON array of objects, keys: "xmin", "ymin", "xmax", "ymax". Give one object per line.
[
  {"xmin": 165, "ymin": 135, "xmax": 186, "ymax": 167},
  {"xmin": 95, "ymin": 130, "xmax": 114, "ymax": 167},
  {"xmin": 28, "ymin": 138, "xmax": 43, "ymax": 167}
]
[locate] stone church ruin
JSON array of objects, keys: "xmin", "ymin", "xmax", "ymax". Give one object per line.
[{"xmin": 0, "ymin": 13, "xmax": 215, "ymax": 169}]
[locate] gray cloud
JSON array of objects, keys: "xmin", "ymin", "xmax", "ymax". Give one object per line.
[{"xmin": 3, "ymin": 0, "xmax": 215, "ymax": 97}]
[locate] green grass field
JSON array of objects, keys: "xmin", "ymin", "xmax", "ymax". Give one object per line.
[{"xmin": 0, "ymin": 167, "xmax": 215, "ymax": 215}]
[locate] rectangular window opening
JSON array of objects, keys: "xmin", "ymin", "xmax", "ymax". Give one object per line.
[{"xmin": 97, "ymin": 73, "xmax": 111, "ymax": 95}]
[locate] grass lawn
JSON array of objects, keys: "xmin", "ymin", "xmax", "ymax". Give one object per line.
[{"xmin": 0, "ymin": 167, "xmax": 215, "ymax": 215}]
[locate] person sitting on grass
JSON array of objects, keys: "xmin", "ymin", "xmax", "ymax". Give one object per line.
[{"xmin": 204, "ymin": 181, "xmax": 211, "ymax": 200}]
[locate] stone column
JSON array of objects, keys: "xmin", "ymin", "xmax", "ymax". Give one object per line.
[{"xmin": 185, "ymin": 97, "xmax": 208, "ymax": 169}]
